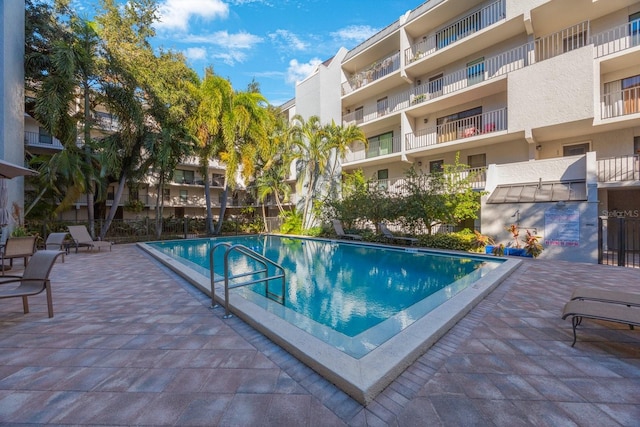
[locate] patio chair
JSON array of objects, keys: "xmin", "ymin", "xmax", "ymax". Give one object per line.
[
  {"xmin": 570, "ymin": 287, "xmax": 640, "ymax": 307},
  {"xmin": 44, "ymin": 232, "xmax": 69, "ymax": 262},
  {"xmin": 0, "ymin": 250, "xmax": 64, "ymax": 318},
  {"xmin": 67, "ymin": 225, "xmax": 112, "ymax": 253},
  {"xmin": 379, "ymin": 223, "xmax": 418, "ymax": 246},
  {"xmin": 1, "ymin": 235, "xmax": 37, "ymax": 275},
  {"xmin": 332, "ymin": 220, "xmax": 362, "ymax": 240},
  {"xmin": 561, "ymin": 299, "xmax": 640, "ymax": 347}
]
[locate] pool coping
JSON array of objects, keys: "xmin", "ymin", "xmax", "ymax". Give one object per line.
[{"xmin": 137, "ymin": 237, "xmax": 521, "ymax": 404}]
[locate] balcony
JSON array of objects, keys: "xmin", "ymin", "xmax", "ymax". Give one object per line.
[
  {"xmin": 602, "ymin": 86, "xmax": 640, "ymax": 119},
  {"xmin": 91, "ymin": 113, "xmax": 119, "ymax": 132},
  {"xmin": 368, "ymin": 167, "xmax": 487, "ymax": 194},
  {"xmin": 344, "ymin": 135, "xmax": 401, "ymax": 163},
  {"xmin": 342, "ymin": 51, "xmax": 400, "ymax": 95},
  {"xmin": 592, "ymin": 18, "xmax": 640, "ymax": 58},
  {"xmin": 597, "ymin": 155, "xmax": 640, "ymax": 182},
  {"xmin": 405, "ymin": 108, "xmax": 507, "ymax": 151},
  {"xmin": 404, "ymin": 0, "xmax": 505, "ymax": 65},
  {"xmin": 24, "ymin": 131, "xmax": 63, "ymax": 150}
]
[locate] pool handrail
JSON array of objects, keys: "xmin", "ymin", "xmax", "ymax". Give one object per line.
[{"xmin": 209, "ymin": 242, "xmax": 285, "ymax": 318}]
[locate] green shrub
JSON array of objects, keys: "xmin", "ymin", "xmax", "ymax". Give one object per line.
[{"xmin": 418, "ymin": 230, "xmax": 476, "ymax": 251}]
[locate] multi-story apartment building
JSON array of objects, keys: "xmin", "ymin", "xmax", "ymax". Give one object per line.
[{"xmin": 285, "ymin": 0, "xmax": 640, "ymax": 263}]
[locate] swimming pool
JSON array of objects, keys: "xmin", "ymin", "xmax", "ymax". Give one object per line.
[{"xmin": 139, "ymin": 235, "xmax": 520, "ymax": 404}]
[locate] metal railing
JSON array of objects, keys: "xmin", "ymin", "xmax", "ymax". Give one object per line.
[
  {"xmin": 405, "ymin": 108, "xmax": 507, "ymax": 150},
  {"xmin": 597, "ymin": 154, "xmax": 640, "ymax": 182},
  {"xmin": 592, "ymin": 18, "xmax": 640, "ymax": 58},
  {"xmin": 342, "ymin": 51, "xmax": 401, "ymax": 94},
  {"xmin": 369, "ymin": 167, "xmax": 487, "ymax": 194},
  {"xmin": 405, "ymin": 0, "xmax": 505, "ymax": 64},
  {"xmin": 534, "ymin": 21, "xmax": 589, "ymax": 62},
  {"xmin": 24, "ymin": 131, "xmax": 64, "ymax": 150},
  {"xmin": 343, "ymin": 135, "xmax": 402, "ymax": 163},
  {"xmin": 601, "ymin": 86, "xmax": 640, "ymax": 119},
  {"xmin": 599, "ymin": 216, "xmax": 640, "ymax": 268},
  {"xmin": 210, "ymin": 242, "xmax": 285, "ymax": 318}
]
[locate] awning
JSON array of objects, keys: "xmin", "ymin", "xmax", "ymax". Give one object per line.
[
  {"xmin": 487, "ymin": 180, "xmax": 587, "ymax": 204},
  {"xmin": 0, "ymin": 159, "xmax": 38, "ymax": 179}
]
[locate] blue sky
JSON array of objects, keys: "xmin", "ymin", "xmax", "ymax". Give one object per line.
[{"xmin": 76, "ymin": 0, "xmax": 416, "ymax": 106}]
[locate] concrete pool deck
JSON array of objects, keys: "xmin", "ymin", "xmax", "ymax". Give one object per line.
[{"xmin": 0, "ymin": 243, "xmax": 639, "ymax": 425}]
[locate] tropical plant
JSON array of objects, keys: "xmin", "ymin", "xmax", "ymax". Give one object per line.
[
  {"xmin": 523, "ymin": 229, "xmax": 543, "ymax": 258},
  {"xmin": 506, "ymin": 223, "xmax": 521, "ymax": 248}
]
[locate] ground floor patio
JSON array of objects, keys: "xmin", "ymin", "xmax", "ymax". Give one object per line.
[{"xmin": 0, "ymin": 243, "xmax": 638, "ymax": 425}]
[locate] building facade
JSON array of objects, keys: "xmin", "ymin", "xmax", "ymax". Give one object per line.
[{"xmin": 287, "ymin": 0, "xmax": 640, "ymax": 263}]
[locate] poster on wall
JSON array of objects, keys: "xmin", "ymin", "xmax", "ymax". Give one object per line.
[{"xmin": 545, "ymin": 205, "xmax": 580, "ymax": 247}]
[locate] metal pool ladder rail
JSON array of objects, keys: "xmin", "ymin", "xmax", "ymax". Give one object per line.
[{"xmin": 209, "ymin": 242, "xmax": 285, "ymax": 318}]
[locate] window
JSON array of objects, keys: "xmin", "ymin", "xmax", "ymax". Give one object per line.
[
  {"xmin": 430, "ymin": 160, "xmax": 444, "ymax": 173},
  {"xmin": 563, "ymin": 142, "xmax": 590, "ymax": 156},
  {"xmin": 622, "ymin": 74, "xmax": 640, "ymax": 115},
  {"xmin": 466, "ymin": 58, "xmax": 485, "ymax": 86},
  {"xmin": 562, "ymin": 30, "xmax": 587, "ymax": 53},
  {"xmin": 211, "ymin": 173, "xmax": 224, "ymax": 187},
  {"xmin": 174, "ymin": 169, "xmax": 195, "ymax": 184},
  {"xmin": 355, "ymin": 106, "xmax": 364, "ymax": 124},
  {"xmin": 377, "ymin": 97, "xmax": 388, "ymax": 115},
  {"xmin": 130, "ymin": 189, "xmax": 139, "ymax": 201},
  {"xmin": 368, "ymin": 131, "xmax": 393, "ymax": 158},
  {"xmin": 467, "ymin": 153, "xmax": 486, "ymax": 169},
  {"xmin": 38, "ymin": 128, "xmax": 52, "ymax": 145},
  {"xmin": 179, "ymin": 189, "xmax": 188, "ymax": 203},
  {"xmin": 634, "ymin": 136, "xmax": 640, "ymax": 155},
  {"xmin": 163, "ymin": 188, "xmax": 170, "ymax": 202},
  {"xmin": 377, "ymin": 169, "xmax": 389, "ymax": 190},
  {"xmin": 630, "ymin": 12, "xmax": 640, "ymax": 46}
]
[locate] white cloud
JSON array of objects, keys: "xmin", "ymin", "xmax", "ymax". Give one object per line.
[
  {"xmin": 183, "ymin": 31, "xmax": 263, "ymax": 49},
  {"xmin": 331, "ymin": 25, "xmax": 379, "ymax": 44},
  {"xmin": 286, "ymin": 58, "xmax": 322, "ymax": 85},
  {"xmin": 268, "ymin": 29, "xmax": 308, "ymax": 52},
  {"xmin": 156, "ymin": 0, "xmax": 229, "ymax": 31},
  {"xmin": 184, "ymin": 47, "xmax": 207, "ymax": 61}
]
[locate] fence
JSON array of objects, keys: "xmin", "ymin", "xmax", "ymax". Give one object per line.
[{"xmin": 599, "ymin": 216, "xmax": 640, "ymax": 268}]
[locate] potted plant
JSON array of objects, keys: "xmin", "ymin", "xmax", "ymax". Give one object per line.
[{"xmin": 523, "ymin": 229, "xmax": 543, "ymax": 258}]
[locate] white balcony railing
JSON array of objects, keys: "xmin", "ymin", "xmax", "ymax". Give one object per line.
[
  {"xmin": 24, "ymin": 131, "xmax": 64, "ymax": 150},
  {"xmin": 405, "ymin": 0, "xmax": 506, "ymax": 65},
  {"xmin": 342, "ymin": 51, "xmax": 401, "ymax": 94},
  {"xmin": 369, "ymin": 167, "xmax": 487, "ymax": 194},
  {"xmin": 534, "ymin": 21, "xmax": 589, "ymax": 62},
  {"xmin": 602, "ymin": 86, "xmax": 640, "ymax": 119},
  {"xmin": 343, "ymin": 136, "xmax": 402, "ymax": 163},
  {"xmin": 597, "ymin": 155, "xmax": 640, "ymax": 182},
  {"xmin": 592, "ymin": 18, "xmax": 640, "ymax": 58},
  {"xmin": 405, "ymin": 108, "xmax": 507, "ymax": 151}
]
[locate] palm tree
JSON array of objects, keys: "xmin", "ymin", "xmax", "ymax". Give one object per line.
[
  {"xmin": 188, "ymin": 71, "xmax": 270, "ymax": 235},
  {"xmin": 289, "ymin": 115, "xmax": 366, "ymax": 230}
]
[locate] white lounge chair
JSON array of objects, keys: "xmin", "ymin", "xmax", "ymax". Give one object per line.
[
  {"xmin": 67, "ymin": 226, "xmax": 112, "ymax": 252},
  {"xmin": 332, "ymin": 220, "xmax": 362, "ymax": 240}
]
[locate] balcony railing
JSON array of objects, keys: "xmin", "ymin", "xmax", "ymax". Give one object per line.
[
  {"xmin": 592, "ymin": 18, "xmax": 640, "ymax": 58},
  {"xmin": 24, "ymin": 131, "xmax": 63, "ymax": 150},
  {"xmin": 405, "ymin": 0, "xmax": 505, "ymax": 65},
  {"xmin": 342, "ymin": 51, "xmax": 401, "ymax": 94},
  {"xmin": 344, "ymin": 43, "xmax": 527, "ymax": 126},
  {"xmin": 602, "ymin": 86, "xmax": 640, "ymax": 119},
  {"xmin": 369, "ymin": 167, "xmax": 487, "ymax": 194},
  {"xmin": 597, "ymin": 155, "xmax": 640, "ymax": 182},
  {"xmin": 405, "ymin": 108, "xmax": 507, "ymax": 151},
  {"xmin": 534, "ymin": 21, "xmax": 589, "ymax": 62},
  {"xmin": 343, "ymin": 136, "xmax": 402, "ymax": 163}
]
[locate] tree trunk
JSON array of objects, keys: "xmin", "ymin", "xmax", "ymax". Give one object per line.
[
  {"xmin": 214, "ymin": 181, "xmax": 229, "ymax": 235},
  {"xmin": 100, "ymin": 173, "xmax": 126, "ymax": 240}
]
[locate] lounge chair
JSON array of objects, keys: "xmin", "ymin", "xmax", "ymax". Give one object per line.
[
  {"xmin": 0, "ymin": 250, "xmax": 64, "ymax": 318},
  {"xmin": 1, "ymin": 236, "xmax": 37, "ymax": 275},
  {"xmin": 44, "ymin": 232, "xmax": 69, "ymax": 262},
  {"xmin": 561, "ymin": 299, "xmax": 640, "ymax": 347},
  {"xmin": 332, "ymin": 220, "xmax": 362, "ymax": 240},
  {"xmin": 67, "ymin": 225, "xmax": 112, "ymax": 252},
  {"xmin": 570, "ymin": 287, "xmax": 640, "ymax": 307},
  {"xmin": 379, "ymin": 223, "xmax": 418, "ymax": 245}
]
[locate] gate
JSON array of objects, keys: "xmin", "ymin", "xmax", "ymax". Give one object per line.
[{"xmin": 599, "ymin": 217, "xmax": 640, "ymax": 267}]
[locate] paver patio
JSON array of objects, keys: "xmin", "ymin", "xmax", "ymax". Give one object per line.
[{"xmin": 0, "ymin": 243, "xmax": 639, "ymax": 425}]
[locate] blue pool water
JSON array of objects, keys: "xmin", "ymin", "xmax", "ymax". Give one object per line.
[{"xmin": 149, "ymin": 235, "xmax": 502, "ymax": 356}]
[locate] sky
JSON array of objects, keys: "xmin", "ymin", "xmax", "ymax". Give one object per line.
[{"xmin": 74, "ymin": 0, "xmax": 417, "ymax": 106}]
